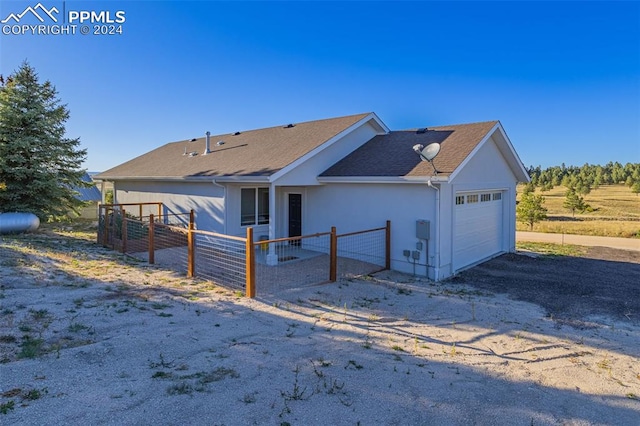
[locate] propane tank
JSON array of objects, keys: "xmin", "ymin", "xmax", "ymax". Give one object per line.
[{"xmin": 0, "ymin": 212, "xmax": 40, "ymax": 234}]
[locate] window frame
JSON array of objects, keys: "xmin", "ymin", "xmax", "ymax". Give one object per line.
[{"xmin": 240, "ymin": 187, "xmax": 269, "ymax": 227}]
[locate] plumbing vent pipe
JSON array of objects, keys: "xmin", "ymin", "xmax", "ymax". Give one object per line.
[{"xmin": 204, "ymin": 131, "xmax": 211, "ymax": 155}]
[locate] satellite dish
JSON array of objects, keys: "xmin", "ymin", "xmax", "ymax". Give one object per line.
[
  {"xmin": 420, "ymin": 143, "xmax": 440, "ymax": 161},
  {"xmin": 413, "ymin": 142, "xmax": 441, "ymax": 175}
]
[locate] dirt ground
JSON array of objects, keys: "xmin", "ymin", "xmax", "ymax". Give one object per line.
[
  {"xmin": 1, "ymin": 229, "xmax": 639, "ymax": 425},
  {"xmin": 458, "ymin": 247, "xmax": 640, "ymax": 327}
]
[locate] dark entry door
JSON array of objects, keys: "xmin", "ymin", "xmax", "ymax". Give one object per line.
[{"xmin": 288, "ymin": 194, "xmax": 302, "ymax": 245}]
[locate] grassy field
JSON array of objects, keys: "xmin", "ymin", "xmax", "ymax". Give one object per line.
[
  {"xmin": 516, "ymin": 184, "xmax": 640, "ymax": 238},
  {"xmin": 515, "ymin": 241, "xmax": 588, "ymax": 257}
]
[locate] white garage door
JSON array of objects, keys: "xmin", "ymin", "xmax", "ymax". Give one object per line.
[{"xmin": 453, "ymin": 191, "xmax": 504, "ymax": 271}]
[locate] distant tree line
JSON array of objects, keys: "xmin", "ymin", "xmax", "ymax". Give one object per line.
[
  {"xmin": 526, "ymin": 162, "xmax": 640, "ymax": 195},
  {"xmin": 517, "ymin": 161, "xmax": 640, "ymax": 230}
]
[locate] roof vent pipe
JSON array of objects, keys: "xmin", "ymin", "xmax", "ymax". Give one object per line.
[{"xmin": 204, "ymin": 131, "xmax": 211, "ymax": 155}]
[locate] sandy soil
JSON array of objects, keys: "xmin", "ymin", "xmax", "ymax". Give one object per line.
[{"xmin": 1, "ymin": 229, "xmax": 639, "ymax": 425}]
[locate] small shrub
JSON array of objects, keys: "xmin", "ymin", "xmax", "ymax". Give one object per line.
[
  {"xmin": 22, "ymin": 388, "xmax": 46, "ymax": 401},
  {"xmin": 18, "ymin": 337, "xmax": 45, "ymax": 359},
  {"xmin": 151, "ymin": 371, "xmax": 173, "ymax": 379},
  {"xmin": 0, "ymin": 400, "xmax": 15, "ymax": 414}
]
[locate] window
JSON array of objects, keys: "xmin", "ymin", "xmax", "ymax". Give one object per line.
[
  {"xmin": 481, "ymin": 194, "xmax": 491, "ymax": 202},
  {"xmin": 467, "ymin": 194, "xmax": 479, "ymax": 203},
  {"xmin": 493, "ymin": 192, "xmax": 502, "ymax": 201},
  {"xmin": 455, "ymin": 195, "xmax": 465, "ymax": 205},
  {"xmin": 241, "ymin": 188, "xmax": 269, "ymax": 226},
  {"xmin": 257, "ymin": 188, "xmax": 269, "ymax": 224}
]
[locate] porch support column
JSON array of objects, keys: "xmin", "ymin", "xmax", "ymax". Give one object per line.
[{"xmin": 266, "ymin": 183, "xmax": 278, "ymax": 266}]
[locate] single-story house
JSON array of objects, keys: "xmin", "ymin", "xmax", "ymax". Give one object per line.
[{"xmin": 94, "ymin": 112, "xmax": 529, "ymax": 280}]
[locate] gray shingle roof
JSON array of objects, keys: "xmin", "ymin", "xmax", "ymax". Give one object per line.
[
  {"xmin": 95, "ymin": 113, "xmax": 371, "ymax": 180},
  {"xmin": 74, "ymin": 173, "xmax": 102, "ymax": 201},
  {"xmin": 320, "ymin": 121, "xmax": 499, "ymax": 177}
]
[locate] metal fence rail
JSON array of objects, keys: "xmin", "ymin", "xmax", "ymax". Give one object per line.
[
  {"xmin": 143, "ymin": 212, "xmax": 192, "ymax": 228},
  {"xmin": 98, "ymin": 205, "xmax": 124, "ymax": 251},
  {"xmin": 98, "ymin": 202, "xmax": 390, "ymax": 298},
  {"xmin": 254, "ymin": 232, "xmax": 331, "ymax": 295},
  {"xmin": 193, "ymin": 230, "xmax": 246, "ymax": 291},
  {"xmin": 122, "ymin": 217, "xmax": 149, "ymax": 254},
  {"xmin": 148, "ymin": 223, "xmax": 189, "ymax": 271},
  {"xmin": 98, "ymin": 205, "xmax": 192, "ymax": 267},
  {"xmin": 336, "ymin": 226, "xmax": 388, "ymax": 279}
]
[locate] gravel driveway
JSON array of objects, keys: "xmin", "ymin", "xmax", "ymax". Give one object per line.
[{"xmin": 457, "ymin": 247, "xmax": 640, "ymax": 326}]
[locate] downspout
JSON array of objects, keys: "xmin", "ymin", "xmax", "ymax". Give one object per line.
[
  {"xmin": 211, "ymin": 180, "xmax": 227, "ymax": 234},
  {"xmin": 427, "ymin": 179, "xmax": 440, "ymax": 280}
]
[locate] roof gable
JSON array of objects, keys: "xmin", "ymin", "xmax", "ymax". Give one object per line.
[
  {"xmin": 95, "ymin": 113, "xmax": 372, "ymax": 181},
  {"xmin": 321, "ymin": 121, "xmax": 501, "ymax": 178},
  {"xmin": 448, "ymin": 122, "xmax": 529, "ymax": 182}
]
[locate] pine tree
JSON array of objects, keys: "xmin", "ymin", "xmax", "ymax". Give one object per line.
[
  {"xmin": 563, "ymin": 188, "xmax": 588, "ymax": 217},
  {"xmin": 625, "ymin": 176, "xmax": 633, "ymax": 187},
  {"xmin": 0, "ymin": 62, "xmax": 87, "ymax": 220},
  {"xmin": 522, "ymin": 182, "xmax": 535, "ymax": 194},
  {"xmin": 516, "ymin": 192, "xmax": 547, "ymax": 231}
]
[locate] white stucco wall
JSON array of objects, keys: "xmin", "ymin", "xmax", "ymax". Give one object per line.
[
  {"xmin": 306, "ymin": 183, "xmax": 437, "ymax": 277},
  {"xmin": 113, "ymin": 181, "xmax": 224, "ymax": 232}
]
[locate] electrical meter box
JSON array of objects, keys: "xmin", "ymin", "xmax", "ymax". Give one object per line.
[{"xmin": 416, "ymin": 220, "xmax": 430, "ymax": 240}]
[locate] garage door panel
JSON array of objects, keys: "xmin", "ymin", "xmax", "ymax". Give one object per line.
[{"xmin": 454, "ymin": 192, "xmax": 503, "ymax": 270}]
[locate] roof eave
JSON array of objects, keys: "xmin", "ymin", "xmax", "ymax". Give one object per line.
[
  {"xmin": 317, "ymin": 175, "xmax": 449, "ymax": 184},
  {"xmin": 212, "ymin": 176, "xmax": 271, "ymax": 183},
  {"xmin": 495, "ymin": 123, "xmax": 531, "ymax": 182},
  {"xmin": 93, "ymin": 175, "xmax": 270, "ymax": 183}
]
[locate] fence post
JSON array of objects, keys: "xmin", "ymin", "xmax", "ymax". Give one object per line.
[
  {"xmin": 246, "ymin": 227, "xmax": 256, "ymax": 298},
  {"xmin": 329, "ymin": 226, "xmax": 337, "ymax": 282},
  {"xmin": 157, "ymin": 203, "xmax": 162, "ymax": 223},
  {"xmin": 148, "ymin": 213, "xmax": 155, "ymax": 264},
  {"xmin": 121, "ymin": 208, "xmax": 127, "ymax": 254},
  {"xmin": 190, "ymin": 209, "xmax": 195, "ymax": 228},
  {"xmin": 385, "ymin": 220, "xmax": 391, "ymax": 270},
  {"xmin": 187, "ymin": 222, "xmax": 195, "ymax": 278},
  {"xmin": 103, "ymin": 207, "xmax": 110, "ymax": 247},
  {"xmin": 97, "ymin": 204, "xmax": 101, "ymax": 244}
]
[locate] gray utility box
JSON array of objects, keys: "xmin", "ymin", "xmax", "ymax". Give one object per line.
[{"xmin": 416, "ymin": 220, "xmax": 430, "ymax": 240}]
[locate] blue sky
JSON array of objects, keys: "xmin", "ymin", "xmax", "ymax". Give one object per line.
[{"xmin": 1, "ymin": 1, "xmax": 638, "ymax": 172}]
